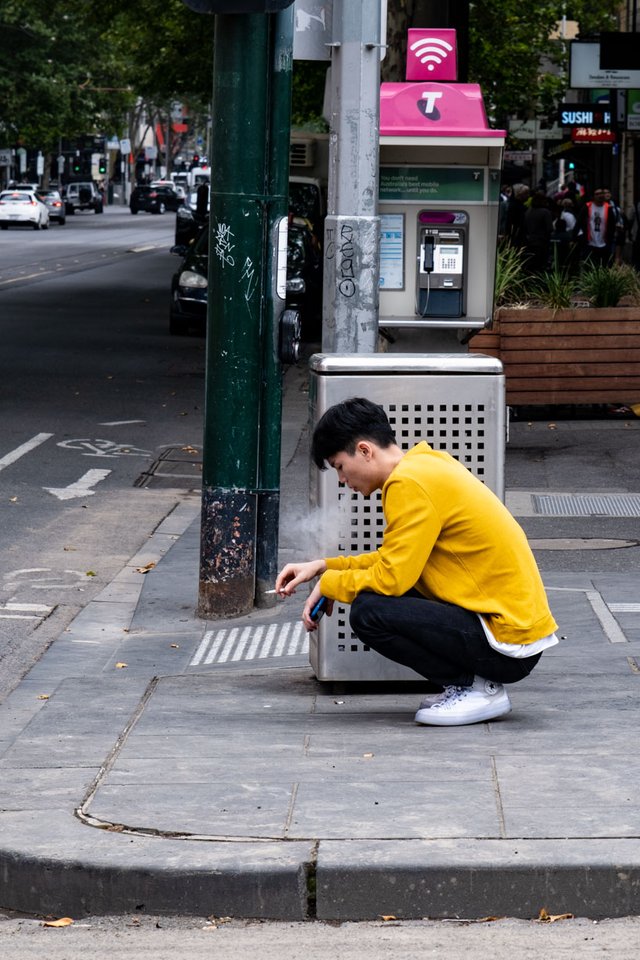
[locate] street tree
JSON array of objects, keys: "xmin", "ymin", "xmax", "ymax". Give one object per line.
[{"xmin": 0, "ymin": 1, "xmax": 128, "ymax": 170}]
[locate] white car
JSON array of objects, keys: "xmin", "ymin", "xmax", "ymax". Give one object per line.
[{"xmin": 0, "ymin": 190, "xmax": 50, "ymax": 230}]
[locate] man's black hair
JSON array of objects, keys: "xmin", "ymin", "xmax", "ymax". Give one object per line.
[{"xmin": 311, "ymin": 397, "xmax": 397, "ymax": 470}]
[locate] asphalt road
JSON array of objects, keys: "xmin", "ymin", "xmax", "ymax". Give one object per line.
[
  {"xmin": 1, "ymin": 913, "xmax": 640, "ymax": 959},
  {"xmin": 0, "ymin": 206, "xmax": 205, "ymax": 700}
]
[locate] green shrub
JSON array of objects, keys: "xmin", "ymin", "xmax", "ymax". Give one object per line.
[
  {"xmin": 578, "ymin": 262, "xmax": 640, "ymax": 308},
  {"xmin": 526, "ymin": 258, "xmax": 578, "ymax": 311},
  {"xmin": 493, "ymin": 241, "xmax": 531, "ymax": 307}
]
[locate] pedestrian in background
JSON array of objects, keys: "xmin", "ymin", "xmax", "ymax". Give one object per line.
[
  {"xmin": 604, "ymin": 189, "xmax": 627, "ymax": 265},
  {"xmin": 505, "ymin": 183, "xmax": 529, "ymax": 249},
  {"xmin": 630, "ymin": 198, "xmax": 640, "ymax": 271},
  {"xmin": 573, "ymin": 188, "xmax": 616, "ymax": 267},
  {"xmin": 524, "ymin": 193, "xmax": 553, "ymax": 273}
]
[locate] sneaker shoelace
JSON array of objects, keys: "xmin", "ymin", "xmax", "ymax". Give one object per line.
[{"xmin": 429, "ymin": 685, "xmax": 469, "ymax": 710}]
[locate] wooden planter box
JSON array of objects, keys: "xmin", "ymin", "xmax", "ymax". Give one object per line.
[{"xmin": 468, "ymin": 306, "xmax": 640, "ymax": 406}]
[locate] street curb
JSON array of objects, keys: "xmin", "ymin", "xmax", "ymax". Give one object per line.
[
  {"xmin": 3, "ymin": 818, "xmax": 640, "ymax": 920},
  {"xmin": 316, "ymin": 839, "xmax": 640, "ymax": 920},
  {"xmin": 0, "ymin": 810, "xmax": 312, "ymax": 919}
]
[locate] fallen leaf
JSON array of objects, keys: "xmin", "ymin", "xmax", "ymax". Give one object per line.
[
  {"xmin": 441, "ymin": 916, "xmax": 502, "ymax": 923},
  {"xmin": 63, "ymin": 546, "xmax": 77, "ymax": 552},
  {"xmin": 537, "ymin": 907, "xmax": 574, "ymax": 923},
  {"xmin": 363, "ymin": 752, "xmax": 374, "ymax": 759},
  {"xmin": 379, "ymin": 915, "xmax": 397, "ymax": 922},
  {"xmin": 136, "ymin": 562, "xmax": 156, "ymax": 574},
  {"xmin": 9, "ymin": 496, "xmax": 18, "ymax": 503},
  {"xmin": 43, "ymin": 917, "xmax": 74, "ymax": 928},
  {"xmin": 115, "ymin": 662, "xmax": 128, "ymax": 669},
  {"xmin": 85, "ymin": 570, "xmax": 97, "ymax": 578},
  {"xmin": 170, "ymin": 643, "xmax": 180, "ymax": 649},
  {"xmin": 37, "ymin": 694, "xmax": 50, "ymax": 700}
]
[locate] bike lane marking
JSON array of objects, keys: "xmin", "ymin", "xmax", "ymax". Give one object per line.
[
  {"xmin": 0, "ymin": 433, "xmax": 53, "ymax": 472},
  {"xmin": 44, "ymin": 468, "xmax": 111, "ymax": 501}
]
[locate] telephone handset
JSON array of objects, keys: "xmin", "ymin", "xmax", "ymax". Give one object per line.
[{"xmin": 420, "ymin": 234, "xmax": 435, "ymax": 273}]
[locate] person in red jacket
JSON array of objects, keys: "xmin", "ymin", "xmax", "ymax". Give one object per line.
[{"xmin": 572, "ymin": 188, "xmax": 616, "ymax": 266}]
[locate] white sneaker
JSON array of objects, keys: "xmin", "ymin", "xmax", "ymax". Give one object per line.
[{"xmin": 414, "ymin": 677, "xmax": 511, "ymax": 726}]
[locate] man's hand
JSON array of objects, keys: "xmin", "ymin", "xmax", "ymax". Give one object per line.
[
  {"xmin": 275, "ymin": 558, "xmax": 327, "ymax": 597},
  {"xmin": 301, "ymin": 583, "xmax": 334, "ymax": 633}
]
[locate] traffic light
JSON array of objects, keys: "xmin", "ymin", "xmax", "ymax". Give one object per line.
[
  {"xmin": 98, "ymin": 157, "xmax": 107, "ymax": 175},
  {"xmin": 181, "ymin": 0, "xmax": 295, "ymax": 11},
  {"xmin": 73, "ymin": 154, "xmax": 81, "ymax": 175}
]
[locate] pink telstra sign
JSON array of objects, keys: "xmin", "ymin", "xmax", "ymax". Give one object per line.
[{"xmin": 405, "ymin": 28, "xmax": 458, "ymax": 82}]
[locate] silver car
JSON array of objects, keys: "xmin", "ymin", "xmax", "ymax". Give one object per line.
[
  {"xmin": 0, "ymin": 190, "xmax": 50, "ymax": 230},
  {"xmin": 36, "ymin": 189, "xmax": 66, "ymax": 225}
]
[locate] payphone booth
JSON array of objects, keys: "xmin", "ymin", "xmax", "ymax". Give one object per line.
[{"xmin": 378, "ymin": 81, "xmax": 505, "ymax": 351}]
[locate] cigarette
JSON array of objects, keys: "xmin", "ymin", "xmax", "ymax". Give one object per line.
[{"xmin": 264, "ymin": 589, "xmax": 280, "ymax": 595}]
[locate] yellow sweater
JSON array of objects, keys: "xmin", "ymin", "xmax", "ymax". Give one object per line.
[{"xmin": 319, "ymin": 442, "xmax": 558, "ymax": 647}]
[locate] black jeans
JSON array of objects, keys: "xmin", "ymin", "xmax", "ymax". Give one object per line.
[{"xmin": 349, "ymin": 590, "xmax": 542, "ymax": 688}]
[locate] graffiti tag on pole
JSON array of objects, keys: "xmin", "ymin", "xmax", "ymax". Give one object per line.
[{"xmin": 214, "ymin": 222, "xmax": 236, "ymax": 267}]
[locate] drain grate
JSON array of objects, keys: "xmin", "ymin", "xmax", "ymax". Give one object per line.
[
  {"xmin": 532, "ymin": 493, "xmax": 640, "ymax": 518},
  {"xmin": 135, "ymin": 445, "xmax": 202, "ymax": 489}
]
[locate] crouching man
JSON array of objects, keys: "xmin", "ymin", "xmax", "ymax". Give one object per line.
[{"xmin": 275, "ymin": 397, "xmax": 558, "ymax": 727}]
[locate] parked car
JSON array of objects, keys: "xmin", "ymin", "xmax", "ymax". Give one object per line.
[
  {"xmin": 130, "ymin": 183, "xmax": 184, "ymax": 215},
  {"xmin": 63, "ymin": 181, "xmax": 103, "ymax": 215},
  {"xmin": 154, "ymin": 180, "xmax": 186, "ymax": 201},
  {"xmin": 174, "ymin": 184, "xmax": 209, "ymax": 245},
  {"xmin": 169, "ymin": 215, "xmax": 321, "ymax": 338},
  {"xmin": 285, "ymin": 216, "xmax": 322, "ymax": 340},
  {"xmin": 36, "ymin": 189, "xmax": 66, "ymax": 225},
  {"xmin": 169, "ymin": 228, "xmax": 208, "ymax": 335},
  {"xmin": 288, "ymin": 175, "xmax": 325, "ymax": 239},
  {"xmin": 0, "ymin": 189, "xmax": 50, "ymax": 230}
]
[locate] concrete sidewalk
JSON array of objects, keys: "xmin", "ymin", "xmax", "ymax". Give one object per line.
[{"xmin": 1, "ymin": 363, "xmax": 640, "ymax": 921}]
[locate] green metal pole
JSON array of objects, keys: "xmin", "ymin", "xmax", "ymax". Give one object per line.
[
  {"xmin": 255, "ymin": 7, "xmax": 294, "ymax": 606},
  {"xmin": 198, "ymin": 13, "xmax": 271, "ymax": 618}
]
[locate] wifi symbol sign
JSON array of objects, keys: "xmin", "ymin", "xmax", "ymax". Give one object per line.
[
  {"xmin": 411, "ymin": 38, "xmax": 453, "ymax": 71},
  {"xmin": 405, "ymin": 28, "xmax": 458, "ymax": 82}
]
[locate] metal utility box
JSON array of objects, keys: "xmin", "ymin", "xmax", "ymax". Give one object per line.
[{"xmin": 308, "ymin": 353, "xmax": 505, "ymax": 682}]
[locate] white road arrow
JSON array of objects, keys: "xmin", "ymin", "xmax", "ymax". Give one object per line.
[{"xmin": 44, "ymin": 468, "xmax": 111, "ymax": 501}]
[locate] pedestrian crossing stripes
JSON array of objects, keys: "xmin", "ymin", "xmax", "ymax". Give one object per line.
[{"xmin": 190, "ymin": 620, "xmax": 308, "ymax": 666}]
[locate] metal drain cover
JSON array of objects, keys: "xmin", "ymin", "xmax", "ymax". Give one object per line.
[
  {"xmin": 135, "ymin": 446, "xmax": 202, "ymax": 489},
  {"xmin": 532, "ymin": 493, "xmax": 640, "ymax": 518}
]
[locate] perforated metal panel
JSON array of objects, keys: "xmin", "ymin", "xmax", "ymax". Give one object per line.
[{"xmin": 308, "ymin": 353, "xmax": 505, "ymax": 681}]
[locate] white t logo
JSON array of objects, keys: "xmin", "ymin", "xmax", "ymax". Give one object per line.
[{"xmin": 420, "ymin": 91, "xmax": 443, "ymax": 114}]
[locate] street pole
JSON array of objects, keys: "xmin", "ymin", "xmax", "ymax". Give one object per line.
[
  {"xmin": 322, "ymin": 0, "xmax": 381, "ymax": 354},
  {"xmin": 198, "ymin": 13, "xmax": 272, "ymax": 618},
  {"xmin": 255, "ymin": 6, "xmax": 294, "ymax": 607}
]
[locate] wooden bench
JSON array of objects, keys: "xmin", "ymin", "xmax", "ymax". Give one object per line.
[{"xmin": 468, "ymin": 306, "xmax": 640, "ymax": 406}]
